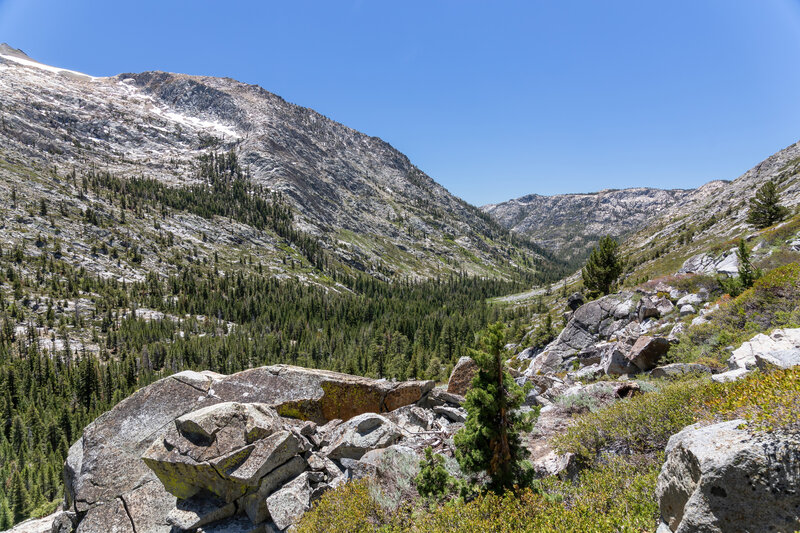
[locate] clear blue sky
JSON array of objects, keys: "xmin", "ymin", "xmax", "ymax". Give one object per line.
[{"xmin": 2, "ymin": 1, "xmax": 800, "ymax": 205}]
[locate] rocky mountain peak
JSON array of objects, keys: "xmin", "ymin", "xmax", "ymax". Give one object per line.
[
  {"xmin": 0, "ymin": 43, "xmax": 30, "ymax": 59},
  {"xmin": 0, "ymin": 47, "xmax": 560, "ymax": 282}
]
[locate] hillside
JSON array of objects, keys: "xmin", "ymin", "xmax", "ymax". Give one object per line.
[
  {"xmin": 0, "ymin": 43, "xmax": 560, "ymax": 283},
  {"xmin": 2, "ymin": 42, "xmax": 800, "ymax": 533},
  {"xmin": 0, "ymin": 44, "xmax": 569, "ymax": 530},
  {"xmin": 621, "ymin": 140, "xmax": 800, "ymax": 282},
  {"xmin": 482, "ymin": 187, "xmax": 695, "ymax": 265}
]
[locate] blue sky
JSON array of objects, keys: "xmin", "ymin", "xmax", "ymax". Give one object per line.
[{"xmin": 2, "ymin": 1, "xmax": 800, "ymax": 205}]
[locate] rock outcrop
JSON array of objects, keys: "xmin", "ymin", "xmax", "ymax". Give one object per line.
[
  {"xmin": 678, "ymin": 248, "xmax": 740, "ymax": 276},
  {"xmin": 728, "ymin": 328, "xmax": 800, "ymax": 370},
  {"xmin": 58, "ymin": 365, "xmax": 438, "ymax": 533},
  {"xmin": 446, "ymin": 356, "xmax": 478, "ymax": 396},
  {"xmin": 523, "ymin": 291, "xmax": 639, "ymax": 375},
  {"xmin": 656, "ymin": 420, "xmax": 800, "ymax": 533},
  {"xmin": 522, "ymin": 290, "xmax": 682, "ymax": 378},
  {"xmin": 626, "ymin": 336, "xmax": 671, "ymax": 372}
]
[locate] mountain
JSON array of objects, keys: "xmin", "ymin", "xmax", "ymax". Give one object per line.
[
  {"xmin": 484, "ymin": 139, "xmax": 800, "ymax": 271},
  {"xmin": 482, "ymin": 187, "xmax": 695, "ymax": 265},
  {"xmin": 621, "ymin": 140, "xmax": 800, "ymax": 281},
  {"xmin": 0, "ymin": 45, "xmax": 568, "ymax": 530},
  {"xmin": 0, "ymin": 44, "xmax": 561, "ymax": 283},
  {"xmin": 493, "ymin": 139, "xmax": 800, "ymax": 310}
]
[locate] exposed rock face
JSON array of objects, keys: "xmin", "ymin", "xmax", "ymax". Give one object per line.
[
  {"xmin": 265, "ymin": 472, "xmax": 322, "ymax": 530},
  {"xmin": 323, "ymin": 413, "xmax": 402, "ymax": 460},
  {"xmin": 755, "ymin": 349, "xmax": 800, "ymax": 370},
  {"xmin": 656, "ymin": 420, "xmax": 800, "ymax": 533},
  {"xmin": 599, "ymin": 342, "xmax": 639, "ymax": 376},
  {"xmin": 626, "ymin": 336, "xmax": 671, "ymax": 371},
  {"xmin": 523, "ymin": 292, "xmax": 638, "ymax": 375},
  {"xmin": 62, "ymin": 366, "xmax": 434, "ymax": 533},
  {"xmin": 678, "ymin": 248, "xmax": 739, "ymax": 276},
  {"xmin": 142, "ymin": 402, "xmax": 308, "ymax": 502},
  {"xmin": 728, "ymin": 328, "xmax": 800, "ymax": 369},
  {"xmin": 566, "ymin": 292, "xmax": 584, "ymax": 311},
  {"xmin": 446, "ymin": 356, "xmax": 478, "ymax": 396},
  {"xmin": 0, "ymin": 46, "xmax": 556, "ymax": 282},
  {"xmin": 2, "ymin": 514, "xmax": 59, "ymax": 533},
  {"xmin": 521, "ymin": 291, "xmax": 682, "ymax": 377},
  {"xmin": 711, "ymin": 367, "xmax": 751, "ymax": 383},
  {"xmin": 482, "ymin": 188, "xmax": 694, "ymax": 263}
]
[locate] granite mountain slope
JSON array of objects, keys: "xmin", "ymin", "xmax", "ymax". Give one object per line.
[
  {"xmin": 621, "ymin": 140, "xmax": 800, "ymax": 281},
  {"xmin": 482, "ymin": 187, "xmax": 695, "ymax": 265},
  {"xmin": 485, "ymin": 139, "xmax": 800, "ymax": 272},
  {"xmin": 0, "ymin": 43, "xmax": 558, "ymax": 282}
]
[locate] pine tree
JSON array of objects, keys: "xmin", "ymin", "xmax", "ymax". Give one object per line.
[
  {"xmin": 10, "ymin": 471, "xmax": 30, "ymax": 523},
  {"xmin": 747, "ymin": 180, "xmax": 789, "ymax": 229},
  {"xmin": 414, "ymin": 446, "xmax": 451, "ymax": 498},
  {"xmin": 0, "ymin": 495, "xmax": 12, "ymax": 530},
  {"xmin": 454, "ymin": 323, "xmax": 532, "ymax": 491},
  {"xmin": 736, "ymin": 239, "xmax": 758, "ymax": 289},
  {"xmin": 582, "ymin": 235, "xmax": 624, "ymax": 298},
  {"xmin": 0, "ymin": 497, "xmax": 14, "ymax": 531}
]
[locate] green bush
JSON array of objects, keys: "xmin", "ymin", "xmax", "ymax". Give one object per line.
[
  {"xmin": 392, "ymin": 455, "xmax": 659, "ymax": 533},
  {"xmin": 295, "ymin": 479, "xmax": 386, "ymax": 533},
  {"xmin": 668, "ymin": 262, "xmax": 800, "ymax": 365},
  {"xmin": 553, "ymin": 380, "xmax": 706, "ymax": 464},
  {"xmin": 555, "ymin": 366, "xmax": 800, "ymax": 466},
  {"xmin": 414, "ymin": 447, "xmax": 452, "ymax": 498},
  {"xmin": 703, "ymin": 366, "xmax": 800, "ymax": 432}
]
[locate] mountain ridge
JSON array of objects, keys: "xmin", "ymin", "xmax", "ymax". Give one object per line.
[
  {"xmin": 482, "ymin": 186, "xmax": 698, "ymax": 265},
  {"xmin": 0, "ymin": 45, "xmax": 561, "ymax": 283}
]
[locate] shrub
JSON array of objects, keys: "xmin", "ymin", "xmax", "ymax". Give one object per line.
[
  {"xmin": 553, "ymin": 380, "xmax": 706, "ymax": 464},
  {"xmin": 393, "ymin": 455, "xmax": 659, "ymax": 533},
  {"xmin": 555, "ymin": 367, "xmax": 800, "ymax": 467},
  {"xmin": 702, "ymin": 367, "xmax": 800, "ymax": 432},
  {"xmin": 669, "ymin": 274, "xmax": 722, "ymax": 298},
  {"xmin": 295, "ymin": 479, "xmax": 386, "ymax": 533},
  {"xmin": 554, "ymin": 391, "xmax": 601, "ymax": 414},
  {"xmin": 415, "ymin": 447, "xmax": 452, "ymax": 498},
  {"xmin": 668, "ymin": 262, "xmax": 800, "ymax": 365}
]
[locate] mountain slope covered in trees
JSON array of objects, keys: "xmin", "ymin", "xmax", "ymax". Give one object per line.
[
  {"xmin": 0, "ymin": 44, "xmax": 565, "ymax": 527},
  {"xmin": 0, "ymin": 43, "xmax": 560, "ymax": 282}
]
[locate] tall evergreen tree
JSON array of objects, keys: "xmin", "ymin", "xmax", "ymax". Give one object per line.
[
  {"xmin": 10, "ymin": 471, "xmax": 30, "ymax": 523},
  {"xmin": 582, "ymin": 235, "xmax": 624, "ymax": 298},
  {"xmin": 0, "ymin": 495, "xmax": 12, "ymax": 530},
  {"xmin": 736, "ymin": 239, "xmax": 759, "ymax": 290},
  {"xmin": 454, "ymin": 323, "xmax": 532, "ymax": 491},
  {"xmin": 747, "ymin": 180, "xmax": 789, "ymax": 229}
]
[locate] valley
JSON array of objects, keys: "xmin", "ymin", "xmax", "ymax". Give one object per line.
[{"xmin": 1, "ymin": 44, "xmax": 799, "ymax": 533}]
